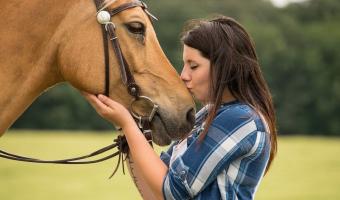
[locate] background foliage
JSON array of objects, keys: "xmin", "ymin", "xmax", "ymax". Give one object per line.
[{"xmin": 12, "ymin": 0, "xmax": 340, "ymax": 135}]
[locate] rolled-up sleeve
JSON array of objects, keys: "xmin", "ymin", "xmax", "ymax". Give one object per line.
[
  {"xmin": 162, "ymin": 157, "xmax": 192, "ymax": 200},
  {"xmin": 160, "ymin": 142, "xmax": 177, "ymax": 167},
  {"xmin": 160, "ymin": 151, "xmax": 171, "ymax": 167}
]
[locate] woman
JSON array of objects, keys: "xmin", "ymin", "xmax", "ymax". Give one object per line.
[{"xmin": 83, "ymin": 16, "xmax": 277, "ymax": 200}]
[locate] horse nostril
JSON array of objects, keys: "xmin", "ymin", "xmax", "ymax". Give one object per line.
[{"xmin": 186, "ymin": 107, "xmax": 195, "ymax": 125}]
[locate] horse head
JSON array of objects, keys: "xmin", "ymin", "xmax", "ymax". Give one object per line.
[{"xmin": 57, "ymin": 0, "xmax": 195, "ymax": 145}]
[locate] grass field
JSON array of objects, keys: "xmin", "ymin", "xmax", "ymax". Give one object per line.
[{"xmin": 0, "ymin": 131, "xmax": 339, "ymax": 200}]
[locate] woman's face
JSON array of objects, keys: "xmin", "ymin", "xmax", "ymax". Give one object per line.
[{"xmin": 181, "ymin": 45, "xmax": 211, "ymax": 104}]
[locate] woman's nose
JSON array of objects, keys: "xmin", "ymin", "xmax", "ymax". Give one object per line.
[{"xmin": 180, "ymin": 66, "xmax": 191, "ymax": 82}]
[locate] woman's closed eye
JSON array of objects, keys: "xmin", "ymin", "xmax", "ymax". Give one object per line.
[{"xmin": 190, "ymin": 63, "xmax": 199, "ymax": 69}]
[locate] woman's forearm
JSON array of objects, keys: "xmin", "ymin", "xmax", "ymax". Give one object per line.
[
  {"xmin": 126, "ymin": 154, "xmax": 158, "ymax": 200},
  {"xmin": 122, "ymin": 122, "xmax": 168, "ymax": 200}
]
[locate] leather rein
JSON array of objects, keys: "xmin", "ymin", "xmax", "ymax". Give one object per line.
[{"xmin": 0, "ymin": 0, "xmax": 158, "ymax": 178}]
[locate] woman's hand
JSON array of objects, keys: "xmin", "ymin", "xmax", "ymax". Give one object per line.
[
  {"xmin": 82, "ymin": 92, "xmax": 135, "ymax": 129},
  {"xmin": 83, "ymin": 92, "xmax": 167, "ymax": 200}
]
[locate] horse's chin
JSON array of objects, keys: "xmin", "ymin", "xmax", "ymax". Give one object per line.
[
  {"xmin": 151, "ymin": 114, "xmax": 172, "ymax": 146},
  {"xmin": 151, "ymin": 109, "xmax": 194, "ymax": 146}
]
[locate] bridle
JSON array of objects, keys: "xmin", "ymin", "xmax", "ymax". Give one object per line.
[
  {"xmin": 0, "ymin": 0, "xmax": 158, "ymax": 178},
  {"xmin": 94, "ymin": 0, "xmax": 159, "ymax": 140}
]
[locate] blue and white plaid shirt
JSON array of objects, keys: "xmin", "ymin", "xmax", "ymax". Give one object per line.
[{"xmin": 160, "ymin": 101, "xmax": 271, "ymax": 200}]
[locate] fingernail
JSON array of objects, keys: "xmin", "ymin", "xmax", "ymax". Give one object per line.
[{"xmin": 98, "ymin": 94, "xmax": 105, "ymax": 100}]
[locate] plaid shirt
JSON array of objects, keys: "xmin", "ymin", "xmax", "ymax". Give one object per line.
[{"xmin": 160, "ymin": 101, "xmax": 270, "ymax": 200}]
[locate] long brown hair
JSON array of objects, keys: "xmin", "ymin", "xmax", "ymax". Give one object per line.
[{"xmin": 181, "ymin": 16, "xmax": 277, "ymax": 172}]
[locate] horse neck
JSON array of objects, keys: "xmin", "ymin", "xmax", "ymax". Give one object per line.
[{"xmin": 0, "ymin": 0, "xmax": 93, "ymax": 135}]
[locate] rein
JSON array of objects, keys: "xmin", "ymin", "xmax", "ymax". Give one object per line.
[{"xmin": 0, "ymin": 0, "xmax": 158, "ymax": 178}]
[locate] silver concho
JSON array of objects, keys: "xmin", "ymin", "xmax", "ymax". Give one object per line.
[{"xmin": 97, "ymin": 11, "xmax": 111, "ymax": 24}]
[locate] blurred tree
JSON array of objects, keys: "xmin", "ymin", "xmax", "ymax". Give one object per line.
[
  {"xmin": 259, "ymin": 0, "xmax": 340, "ymax": 135},
  {"xmin": 13, "ymin": 83, "xmax": 112, "ymax": 130}
]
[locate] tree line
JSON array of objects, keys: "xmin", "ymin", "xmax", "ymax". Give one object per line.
[{"xmin": 12, "ymin": 0, "xmax": 340, "ymax": 135}]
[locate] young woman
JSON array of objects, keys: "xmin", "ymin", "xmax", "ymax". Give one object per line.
[{"xmin": 83, "ymin": 16, "xmax": 277, "ymax": 200}]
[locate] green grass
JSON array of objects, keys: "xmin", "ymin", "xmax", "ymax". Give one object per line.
[
  {"xmin": 256, "ymin": 136, "xmax": 340, "ymax": 200},
  {"xmin": 0, "ymin": 131, "xmax": 339, "ymax": 200}
]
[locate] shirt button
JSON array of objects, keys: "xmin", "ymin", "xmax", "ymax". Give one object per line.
[{"xmin": 180, "ymin": 170, "xmax": 186, "ymax": 180}]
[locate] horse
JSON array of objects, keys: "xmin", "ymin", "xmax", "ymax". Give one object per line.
[{"xmin": 0, "ymin": 0, "xmax": 195, "ymax": 146}]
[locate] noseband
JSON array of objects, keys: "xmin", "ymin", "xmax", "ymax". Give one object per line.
[{"xmin": 0, "ymin": 0, "xmax": 158, "ymax": 178}]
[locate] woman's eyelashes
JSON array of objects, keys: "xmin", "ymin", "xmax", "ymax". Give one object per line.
[{"xmin": 189, "ymin": 62, "xmax": 199, "ymax": 69}]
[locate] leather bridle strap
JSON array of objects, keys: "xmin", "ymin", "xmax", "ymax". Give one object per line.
[
  {"xmin": 94, "ymin": 0, "xmax": 110, "ymax": 96},
  {"xmin": 0, "ymin": 142, "xmax": 120, "ymax": 164},
  {"xmin": 95, "ymin": 0, "xmax": 155, "ymax": 97},
  {"xmin": 105, "ymin": 23, "xmax": 140, "ymax": 97},
  {"xmin": 108, "ymin": 1, "xmax": 145, "ymax": 16}
]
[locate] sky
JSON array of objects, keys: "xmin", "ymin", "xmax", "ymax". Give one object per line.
[{"xmin": 270, "ymin": 0, "xmax": 307, "ymax": 7}]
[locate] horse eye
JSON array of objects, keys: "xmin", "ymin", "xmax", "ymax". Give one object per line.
[{"xmin": 126, "ymin": 22, "xmax": 145, "ymax": 35}]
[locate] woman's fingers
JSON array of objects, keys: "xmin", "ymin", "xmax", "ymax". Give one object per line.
[
  {"xmin": 81, "ymin": 92, "xmax": 135, "ymax": 128},
  {"xmin": 97, "ymin": 94, "xmax": 119, "ymax": 108},
  {"xmin": 82, "ymin": 93, "xmax": 111, "ymax": 114}
]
